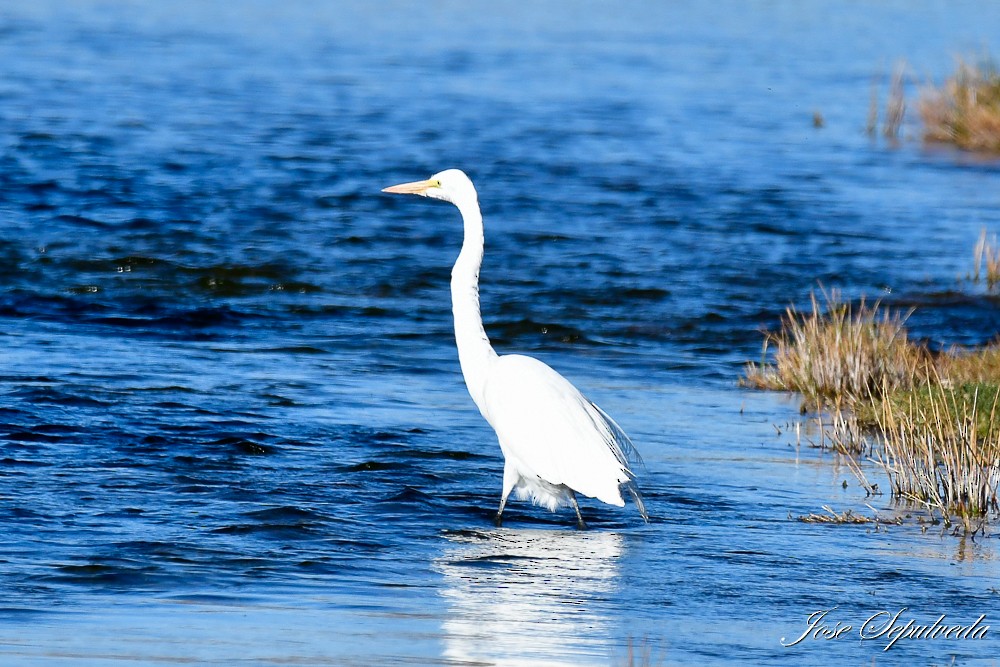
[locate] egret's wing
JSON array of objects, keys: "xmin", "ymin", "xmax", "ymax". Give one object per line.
[{"xmin": 482, "ymin": 354, "xmax": 642, "ymax": 509}]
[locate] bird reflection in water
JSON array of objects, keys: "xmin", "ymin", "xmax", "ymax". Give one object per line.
[{"xmin": 435, "ymin": 528, "xmax": 626, "ymax": 666}]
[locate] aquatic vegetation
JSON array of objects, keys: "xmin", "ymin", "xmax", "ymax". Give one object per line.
[
  {"xmin": 919, "ymin": 57, "xmax": 1000, "ymax": 152},
  {"xmin": 864, "ymin": 382, "xmax": 1000, "ymax": 533},
  {"xmin": 972, "ymin": 228, "xmax": 1000, "ymax": 290},
  {"xmin": 740, "ymin": 291, "xmax": 924, "ymax": 409},
  {"xmin": 744, "ymin": 292, "xmax": 1000, "ymax": 530},
  {"xmin": 937, "ymin": 342, "xmax": 1000, "ymax": 385},
  {"xmin": 797, "ymin": 505, "xmax": 875, "ymax": 524},
  {"xmin": 884, "ymin": 64, "xmax": 907, "ymax": 140},
  {"xmin": 867, "ymin": 63, "xmax": 908, "ymax": 141}
]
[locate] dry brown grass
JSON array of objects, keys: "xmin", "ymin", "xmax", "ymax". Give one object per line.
[
  {"xmin": 884, "ymin": 63, "xmax": 907, "ymax": 140},
  {"xmin": 938, "ymin": 343, "xmax": 1000, "ymax": 384},
  {"xmin": 920, "ymin": 57, "xmax": 1000, "ymax": 152},
  {"xmin": 868, "ymin": 63, "xmax": 908, "ymax": 140},
  {"xmin": 741, "ymin": 291, "xmax": 926, "ymax": 409}
]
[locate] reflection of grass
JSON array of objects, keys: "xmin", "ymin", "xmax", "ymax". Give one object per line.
[
  {"xmin": 743, "ymin": 291, "xmax": 1000, "ymax": 530},
  {"xmin": 619, "ymin": 637, "xmax": 661, "ymax": 667},
  {"xmin": 920, "ymin": 57, "xmax": 1000, "ymax": 152},
  {"xmin": 973, "ymin": 228, "xmax": 1000, "ymax": 290}
]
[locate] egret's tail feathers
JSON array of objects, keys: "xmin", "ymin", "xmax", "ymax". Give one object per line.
[
  {"xmin": 625, "ymin": 482, "xmax": 649, "ymax": 523},
  {"xmin": 591, "ymin": 402, "xmax": 645, "ymax": 473}
]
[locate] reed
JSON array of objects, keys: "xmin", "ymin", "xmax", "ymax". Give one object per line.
[
  {"xmin": 741, "ymin": 291, "xmax": 924, "ymax": 409},
  {"xmin": 868, "ymin": 63, "xmax": 908, "ymax": 140},
  {"xmin": 919, "ymin": 57, "xmax": 1000, "ymax": 153},
  {"xmin": 972, "ymin": 228, "xmax": 1000, "ymax": 290},
  {"xmin": 884, "ymin": 63, "xmax": 907, "ymax": 140}
]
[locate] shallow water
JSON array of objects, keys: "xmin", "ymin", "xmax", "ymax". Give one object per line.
[{"xmin": 2, "ymin": 1, "xmax": 1000, "ymax": 664}]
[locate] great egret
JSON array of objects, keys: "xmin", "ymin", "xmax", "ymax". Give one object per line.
[{"xmin": 383, "ymin": 169, "xmax": 647, "ymax": 528}]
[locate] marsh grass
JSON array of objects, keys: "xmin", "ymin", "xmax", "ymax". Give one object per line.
[
  {"xmin": 798, "ymin": 505, "xmax": 874, "ymax": 524},
  {"xmin": 865, "ymin": 381, "xmax": 1000, "ymax": 532},
  {"xmin": 744, "ymin": 291, "xmax": 1000, "ymax": 530},
  {"xmin": 741, "ymin": 291, "xmax": 924, "ymax": 409},
  {"xmin": 972, "ymin": 228, "xmax": 1000, "ymax": 290},
  {"xmin": 868, "ymin": 63, "xmax": 908, "ymax": 140},
  {"xmin": 860, "ymin": 382, "xmax": 1000, "ymax": 442},
  {"xmin": 920, "ymin": 57, "xmax": 1000, "ymax": 152},
  {"xmin": 884, "ymin": 63, "xmax": 907, "ymax": 140},
  {"xmin": 938, "ymin": 343, "xmax": 1000, "ymax": 383}
]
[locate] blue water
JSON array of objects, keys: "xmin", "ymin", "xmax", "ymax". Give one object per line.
[{"xmin": 2, "ymin": 1, "xmax": 1000, "ymax": 664}]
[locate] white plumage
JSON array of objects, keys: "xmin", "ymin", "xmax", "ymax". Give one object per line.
[
  {"xmin": 383, "ymin": 169, "xmax": 646, "ymax": 527},
  {"xmin": 484, "ymin": 354, "xmax": 640, "ymax": 510}
]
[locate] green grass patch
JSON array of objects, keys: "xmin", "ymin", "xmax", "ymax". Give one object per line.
[
  {"xmin": 743, "ymin": 290, "xmax": 1000, "ymax": 531},
  {"xmin": 859, "ymin": 382, "xmax": 1000, "ymax": 442},
  {"xmin": 861, "ymin": 381, "xmax": 1000, "ymax": 531}
]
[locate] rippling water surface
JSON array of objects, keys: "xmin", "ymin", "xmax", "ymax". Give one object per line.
[{"xmin": 2, "ymin": 1, "xmax": 1000, "ymax": 664}]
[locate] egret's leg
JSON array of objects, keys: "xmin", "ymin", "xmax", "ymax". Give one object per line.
[
  {"xmin": 570, "ymin": 493, "xmax": 587, "ymax": 530},
  {"xmin": 495, "ymin": 460, "xmax": 518, "ymax": 527},
  {"xmin": 494, "ymin": 495, "xmax": 508, "ymax": 527}
]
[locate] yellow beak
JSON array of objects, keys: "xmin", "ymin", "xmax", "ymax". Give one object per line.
[{"xmin": 381, "ymin": 179, "xmax": 439, "ymax": 195}]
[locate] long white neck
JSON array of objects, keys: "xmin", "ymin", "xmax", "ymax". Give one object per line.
[{"xmin": 450, "ymin": 195, "xmax": 498, "ymax": 413}]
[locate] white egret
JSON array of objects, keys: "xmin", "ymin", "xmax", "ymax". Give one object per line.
[{"xmin": 383, "ymin": 169, "xmax": 647, "ymax": 528}]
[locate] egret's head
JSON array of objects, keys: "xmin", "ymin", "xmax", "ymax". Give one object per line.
[{"xmin": 382, "ymin": 169, "xmax": 477, "ymax": 205}]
